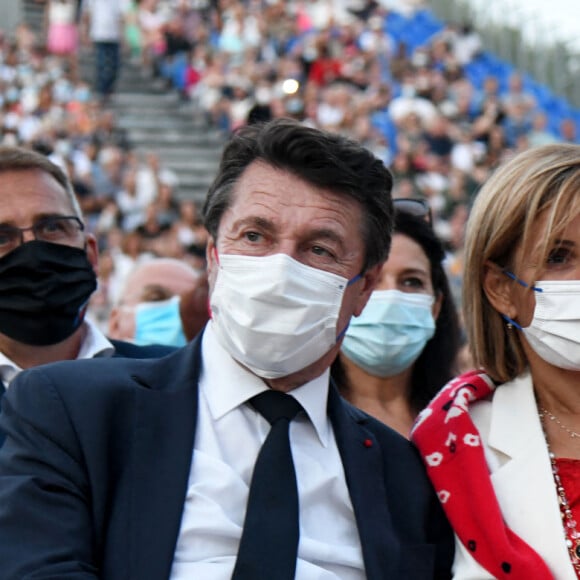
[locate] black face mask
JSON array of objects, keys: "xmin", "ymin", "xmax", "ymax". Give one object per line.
[{"xmin": 0, "ymin": 240, "xmax": 97, "ymax": 346}]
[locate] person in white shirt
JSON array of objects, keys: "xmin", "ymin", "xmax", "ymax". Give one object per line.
[
  {"xmin": 0, "ymin": 119, "xmax": 454, "ymax": 579},
  {"xmin": 81, "ymin": 0, "xmax": 131, "ymax": 103}
]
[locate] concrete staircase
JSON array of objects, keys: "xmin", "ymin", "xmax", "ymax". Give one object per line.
[
  {"xmin": 110, "ymin": 85, "xmax": 226, "ymax": 204},
  {"xmin": 21, "ymin": 0, "xmax": 226, "ymax": 204}
]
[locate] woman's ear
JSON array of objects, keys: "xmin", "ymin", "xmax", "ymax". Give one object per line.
[{"xmin": 482, "ymin": 261, "xmax": 516, "ymax": 319}]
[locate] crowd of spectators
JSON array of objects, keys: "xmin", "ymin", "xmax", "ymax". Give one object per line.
[{"xmin": 4, "ymin": 0, "xmax": 580, "ymax": 330}]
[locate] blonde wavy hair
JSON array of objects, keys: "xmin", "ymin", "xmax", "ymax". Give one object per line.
[{"xmin": 463, "ymin": 144, "xmax": 580, "ymax": 382}]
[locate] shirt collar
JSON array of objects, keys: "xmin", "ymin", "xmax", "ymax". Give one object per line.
[
  {"xmin": 0, "ymin": 319, "xmax": 115, "ymax": 389},
  {"xmin": 77, "ymin": 317, "xmax": 115, "ymax": 360},
  {"xmin": 202, "ymin": 322, "xmax": 331, "ymax": 446},
  {"xmin": 0, "ymin": 351, "xmax": 20, "ymax": 388}
]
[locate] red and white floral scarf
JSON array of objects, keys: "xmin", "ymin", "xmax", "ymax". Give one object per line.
[{"xmin": 411, "ymin": 369, "xmax": 554, "ymax": 579}]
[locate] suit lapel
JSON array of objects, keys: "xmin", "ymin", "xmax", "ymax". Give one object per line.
[
  {"xmin": 0, "ymin": 380, "xmax": 6, "ymax": 447},
  {"xmin": 487, "ymin": 374, "xmax": 576, "ymax": 579},
  {"xmin": 327, "ymin": 385, "xmax": 400, "ymax": 580},
  {"xmin": 125, "ymin": 336, "xmax": 203, "ymax": 579}
]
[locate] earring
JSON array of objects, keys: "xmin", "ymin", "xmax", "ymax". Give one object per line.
[{"xmin": 506, "ymin": 321, "xmax": 513, "ymax": 330}]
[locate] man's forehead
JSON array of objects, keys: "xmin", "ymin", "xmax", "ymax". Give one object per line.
[
  {"xmin": 0, "ymin": 169, "xmax": 73, "ymax": 223},
  {"xmin": 125, "ymin": 265, "xmax": 198, "ymax": 303}
]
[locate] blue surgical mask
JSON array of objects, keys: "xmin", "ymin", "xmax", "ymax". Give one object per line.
[
  {"xmin": 134, "ymin": 295, "xmax": 187, "ymax": 347},
  {"xmin": 341, "ymin": 289, "xmax": 436, "ymax": 377}
]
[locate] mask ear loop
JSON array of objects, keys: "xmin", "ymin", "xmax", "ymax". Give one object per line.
[
  {"xmin": 503, "ymin": 270, "xmax": 543, "ymax": 292},
  {"xmin": 335, "ymin": 273, "xmax": 364, "ymax": 341},
  {"xmin": 501, "ymin": 270, "xmax": 544, "ymax": 331}
]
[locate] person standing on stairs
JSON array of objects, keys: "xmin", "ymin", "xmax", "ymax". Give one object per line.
[{"xmin": 80, "ymin": 0, "xmax": 131, "ymax": 105}]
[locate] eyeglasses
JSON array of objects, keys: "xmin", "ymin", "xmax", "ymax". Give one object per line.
[
  {"xmin": 0, "ymin": 216, "xmax": 85, "ymax": 257},
  {"xmin": 393, "ymin": 198, "xmax": 433, "ymax": 225}
]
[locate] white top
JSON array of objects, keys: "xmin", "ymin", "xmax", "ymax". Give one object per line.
[
  {"xmin": 81, "ymin": 0, "xmax": 130, "ymax": 42},
  {"xmin": 0, "ymin": 318, "xmax": 114, "ymax": 388},
  {"xmin": 170, "ymin": 323, "xmax": 365, "ymax": 580},
  {"xmin": 48, "ymin": 0, "xmax": 77, "ymax": 26},
  {"xmin": 452, "ymin": 373, "xmax": 577, "ymax": 579}
]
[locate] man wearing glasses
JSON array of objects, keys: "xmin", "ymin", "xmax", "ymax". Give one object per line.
[{"xmin": 0, "ymin": 146, "xmax": 172, "ymax": 435}]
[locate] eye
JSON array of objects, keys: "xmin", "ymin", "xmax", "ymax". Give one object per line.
[
  {"xmin": 37, "ymin": 217, "xmax": 68, "ymax": 236},
  {"xmin": 244, "ymin": 231, "xmax": 262, "ymax": 243},
  {"xmin": 547, "ymin": 246, "xmax": 572, "ymax": 265},
  {"xmin": 401, "ymin": 276, "xmax": 426, "ymax": 290},
  {"xmin": 311, "ymin": 245, "xmax": 334, "ymax": 258},
  {"xmin": 0, "ymin": 227, "xmax": 17, "ymax": 247}
]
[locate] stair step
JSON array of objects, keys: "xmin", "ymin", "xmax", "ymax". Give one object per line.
[{"xmin": 20, "ymin": 0, "xmax": 225, "ymax": 206}]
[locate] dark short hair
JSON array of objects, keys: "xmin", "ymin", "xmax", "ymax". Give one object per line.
[
  {"xmin": 202, "ymin": 118, "xmax": 394, "ymax": 270},
  {"xmin": 0, "ymin": 145, "xmax": 81, "ymax": 217}
]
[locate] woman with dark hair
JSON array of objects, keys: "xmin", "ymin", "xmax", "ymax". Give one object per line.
[{"xmin": 332, "ymin": 204, "xmax": 461, "ymax": 436}]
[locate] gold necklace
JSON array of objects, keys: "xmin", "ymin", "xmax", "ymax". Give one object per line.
[
  {"xmin": 539, "ymin": 407, "xmax": 580, "ymax": 439},
  {"xmin": 539, "ymin": 412, "xmax": 580, "ymax": 576}
]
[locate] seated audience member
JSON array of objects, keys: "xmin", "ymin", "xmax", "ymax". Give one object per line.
[
  {"xmin": 0, "ymin": 119, "xmax": 454, "ymax": 579},
  {"xmin": 0, "ymin": 147, "xmax": 174, "ymax": 419},
  {"xmin": 108, "ymin": 257, "xmax": 209, "ymax": 346},
  {"xmin": 333, "ymin": 201, "xmax": 461, "ymax": 436},
  {"xmin": 412, "ymin": 144, "xmax": 580, "ymax": 579}
]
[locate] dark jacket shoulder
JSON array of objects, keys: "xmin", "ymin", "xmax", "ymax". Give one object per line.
[{"xmin": 111, "ymin": 339, "xmax": 178, "ymax": 359}]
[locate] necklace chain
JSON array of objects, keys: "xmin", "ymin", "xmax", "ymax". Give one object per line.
[
  {"xmin": 539, "ymin": 411, "xmax": 580, "ymax": 576},
  {"xmin": 539, "ymin": 407, "xmax": 580, "ymax": 439}
]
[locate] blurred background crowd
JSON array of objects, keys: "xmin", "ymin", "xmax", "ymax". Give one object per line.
[{"xmin": 1, "ymin": 0, "xmax": 579, "ymax": 335}]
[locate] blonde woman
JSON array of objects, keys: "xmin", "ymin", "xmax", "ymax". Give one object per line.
[{"xmin": 413, "ymin": 144, "xmax": 580, "ymax": 579}]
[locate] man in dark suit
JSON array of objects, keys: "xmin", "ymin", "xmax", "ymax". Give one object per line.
[
  {"xmin": 0, "ymin": 146, "xmax": 174, "ymax": 442},
  {"xmin": 0, "ymin": 120, "xmax": 454, "ymax": 579}
]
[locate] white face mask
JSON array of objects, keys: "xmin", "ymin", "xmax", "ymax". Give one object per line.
[
  {"xmin": 210, "ymin": 253, "xmax": 355, "ymax": 379},
  {"xmin": 516, "ymin": 280, "xmax": 580, "ymax": 370}
]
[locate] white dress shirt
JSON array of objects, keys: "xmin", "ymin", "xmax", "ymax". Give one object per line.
[
  {"xmin": 170, "ymin": 323, "xmax": 365, "ymax": 579},
  {"xmin": 0, "ymin": 318, "xmax": 114, "ymax": 388}
]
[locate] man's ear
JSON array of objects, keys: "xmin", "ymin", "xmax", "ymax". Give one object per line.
[
  {"xmin": 107, "ymin": 306, "xmax": 122, "ymax": 338},
  {"xmin": 352, "ymin": 262, "xmax": 382, "ymax": 317},
  {"xmin": 482, "ymin": 261, "xmax": 516, "ymax": 319},
  {"xmin": 85, "ymin": 233, "xmax": 99, "ymax": 277},
  {"xmin": 206, "ymin": 236, "xmax": 218, "ymax": 289},
  {"xmin": 206, "ymin": 236, "xmax": 216, "ymax": 272}
]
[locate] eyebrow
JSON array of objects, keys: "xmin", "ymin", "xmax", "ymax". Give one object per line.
[
  {"xmin": 230, "ymin": 217, "xmax": 347, "ymax": 247},
  {"xmin": 0, "ymin": 213, "xmax": 73, "ymax": 228},
  {"xmin": 534, "ymin": 238, "xmax": 575, "ymax": 257},
  {"xmin": 304, "ymin": 227, "xmax": 347, "ymax": 248},
  {"xmin": 140, "ymin": 284, "xmax": 174, "ymax": 302},
  {"xmin": 551, "ymin": 239, "xmax": 574, "ymax": 247},
  {"xmin": 399, "ymin": 266, "xmax": 430, "ymax": 277},
  {"xmin": 233, "ymin": 216, "xmax": 276, "ymax": 232}
]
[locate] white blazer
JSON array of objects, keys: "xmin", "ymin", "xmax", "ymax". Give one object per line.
[{"xmin": 452, "ymin": 372, "xmax": 576, "ymax": 579}]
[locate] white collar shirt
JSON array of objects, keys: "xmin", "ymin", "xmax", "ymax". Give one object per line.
[
  {"xmin": 0, "ymin": 318, "xmax": 114, "ymax": 389},
  {"xmin": 170, "ymin": 322, "xmax": 365, "ymax": 579}
]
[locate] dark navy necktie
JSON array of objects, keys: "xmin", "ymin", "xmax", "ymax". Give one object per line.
[{"xmin": 231, "ymin": 390, "xmax": 303, "ymax": 580}]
